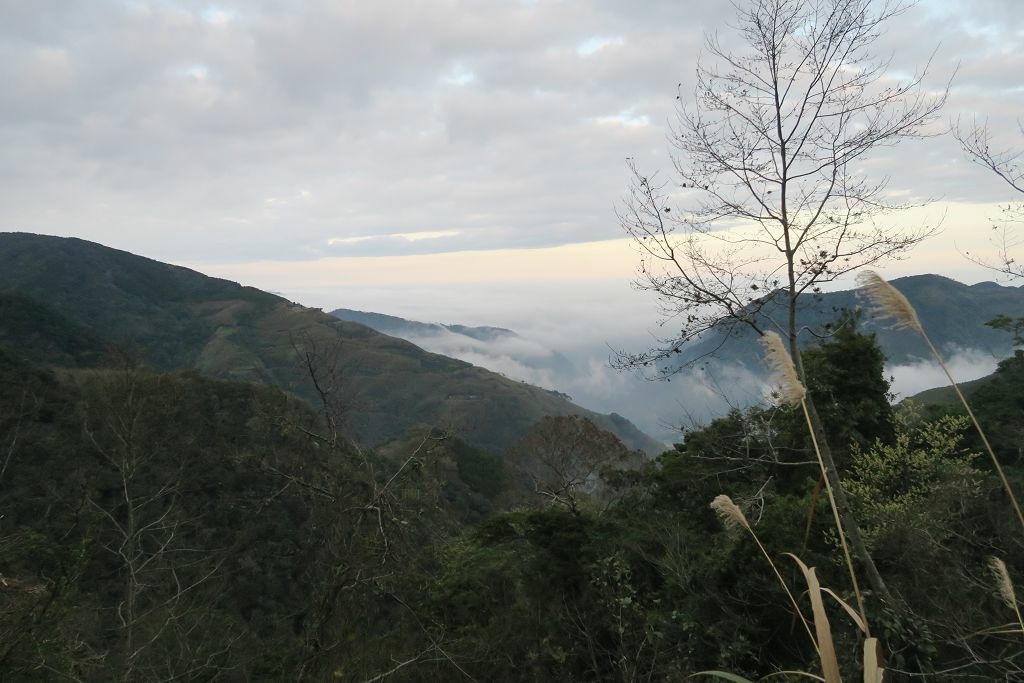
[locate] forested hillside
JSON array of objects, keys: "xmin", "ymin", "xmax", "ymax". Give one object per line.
[
  {"xmin": 5, "ymin": 303, "xmax": 1024, "ymax": 679},
  {"xmin": 0, "ymin": 348, "xmax": 506, "ymax": 679},
  {"xmin": 0, "ymin": 233, "xmax": 661, "ymax": 456}
]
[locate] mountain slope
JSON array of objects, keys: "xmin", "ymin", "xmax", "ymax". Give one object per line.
[{"xmin": 0, "ymin": 232, "xmax": 662, "ymax": 455}]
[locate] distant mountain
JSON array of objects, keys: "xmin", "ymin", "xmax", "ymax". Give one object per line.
[
  {"xmin": 0, "ymin": 233, "xmax": 662, "ymax": 455},
  {"xmin": 331, "ymin": 309, "xmax": 513, "ymax": 342},
  {"xmin": 678, "ymin": 274, "xmax": 1024, "ymax": 368}
]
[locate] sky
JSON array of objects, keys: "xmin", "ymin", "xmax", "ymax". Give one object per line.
[{"xmin": 2, "ymin": 0, "xmax": 1023, "ymax": 436}]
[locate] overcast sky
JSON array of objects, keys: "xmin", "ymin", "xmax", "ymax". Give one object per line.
[{"xmin": 2, "ymin": 0, "xmax": 1023, "ymax": 332}]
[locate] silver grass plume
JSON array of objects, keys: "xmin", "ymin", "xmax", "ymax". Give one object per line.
[
  {"xmin": 710, "ymin": 494, "xmax": 750, "ymax": 531},
  {"xmin": 990, "ymin": 557, "xmax": 1019, "ymax": 611},
  {"xmin": 760, "ymin": 331, "xmax": 806, "ymax": 405},
  {"xmin": 856, "ymin": 271, "xmax": 924, "ymax": 334}
]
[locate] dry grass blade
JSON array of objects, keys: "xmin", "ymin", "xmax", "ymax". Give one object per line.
[
  {"xmin": 762, "ymin": 673, "xmax": 826, "ymax": 681},
  {"xmin": 799, "ymin": 398, "xmax": 869, "ymax": 637},
  {"xmin": 691, "ymin": 672, "xmax": 757, "ymax": 682},
  {"xmin": 759, "ymin": 332, "xmax": 806, "ymax": 405},
  {"xmin": 786, "ymin": 554, "xmax": 842, "ymax": 683},
  {"xmin": 693, "ymin": 671, "xmax": 826, "ymax": 682},
  {"xmin": 862, "ymin": 638, "xmax": 885, "ymax": 683},
  {"xmin": 820, "ymin": 587, "xmax": 866, "ymax": 635}
]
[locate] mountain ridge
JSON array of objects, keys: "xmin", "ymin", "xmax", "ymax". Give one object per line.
[
  {"xmin": 0, "ymin": 232, "xmax": 663, "ymax": 455},
  {"xmin": 676, "ymin": 273, "xmax": 1024, "ymax": 369}
]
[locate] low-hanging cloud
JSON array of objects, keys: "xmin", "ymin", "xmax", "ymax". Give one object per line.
[
  {"xmin": 378, "ymin": 306, "xmax": 770, "ymax": 446},
  {"xmin": 887, "ymin": 347, "xmax": 1002, "ymax": 400}
]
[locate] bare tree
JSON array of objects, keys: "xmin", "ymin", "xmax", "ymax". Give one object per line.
[
  {"xmin": 505, "ymin": 416, "xmax": 644, "ymax": 514},
  {"xmin": 618, "ymin": 0, "xmax": 948, "ymax": 603},
  {"xmin": 80, "ymin": 368, "xmax": 236, "ymax": 682},
  {"xmin": 281, "ymin": 332, "xmax": 472, "ymax": 682},
  {"xmin": 955, "ymin": 118, "xmax": 1024, "ymax": 278}
]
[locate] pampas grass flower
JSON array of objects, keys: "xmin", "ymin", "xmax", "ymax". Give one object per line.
[
  {"xmin": 711, "ymin": 494, "xmax": 818, "ymax": 652},
  {"xmin": 991, "ymin": 557, "xmax": 1018, "ymax": 610},
  {"xmin": 989, "ymin": 557, "xmax": 1024, "ymax": 636},
  {"xmin": 856, "ymin": 270, "xmax": 923, "ymax": 333},
  {"xmin": 760, "ymin": 331, "xmax": 806, "ymax": 405},
  {"xmin": 711, "ymin": 494, "xmax": 750, "ymax": 531}
]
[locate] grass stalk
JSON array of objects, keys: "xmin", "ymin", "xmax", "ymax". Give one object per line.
[
  {"xmin": 760, "ymin": 331, "xmax": 869, "ymax": 636},
  {"xmin": 800, "ymin": 398, "xmax": 869, "ymax": 638},
  {"xmin": 922, "ymin": 333, "xmax": 1024, "ymax": 532},
  {"xmin": 711, "ymin": 495, "xmax": 819, "ymax": 656}
]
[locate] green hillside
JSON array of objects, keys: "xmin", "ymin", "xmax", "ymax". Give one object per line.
[
  {"xmin": 0, "ymin": 348, "xmax": 487, "ymax": 679},
  {"xmin": 0, "ymin": 291, "xmax": 112, "ymax": 366},
  {"xmin": 907, "ymin": 374, "xmax": 993, "ymax": 406},
  {"xmin": 0, "ymin": 233, "xmax": 662, "ymax": 455}
]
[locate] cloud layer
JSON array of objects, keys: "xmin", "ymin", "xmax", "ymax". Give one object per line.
[{"xmin": 1, "ymin": 0, "xmax": 1022, "ymax": 265}]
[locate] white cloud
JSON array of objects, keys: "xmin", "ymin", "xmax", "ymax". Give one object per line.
[{"xmin": 888, "ymin": 347, "xmax": 1001, "ymax": 400}]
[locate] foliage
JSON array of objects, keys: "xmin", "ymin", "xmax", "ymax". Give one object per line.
[
  {"xmin": 0, "ymin": 354, "xmax": 456, "ymax": 680},
  {"xmin": 845, "ymin": 411, "xmax": 982, "ymax": 557},
  {"xmin": 4, "ymin": 279, "xmax": 1024, "ymax": 679},
  {"xmin": 969, "ymin": 352, "xmax": 1024, "ymax": 463},
  {"xmin": 987, "ymin": 314, "xmax": 1024, "ymax": 347},
  {"xmin": 801, "ymin": 317, "xmax": 896, "ymax": 454}
]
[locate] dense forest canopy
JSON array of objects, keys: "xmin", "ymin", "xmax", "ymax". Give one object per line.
[{"xmin": 4, "ymin": 287, "xmax": 1024, "ymax": 680}]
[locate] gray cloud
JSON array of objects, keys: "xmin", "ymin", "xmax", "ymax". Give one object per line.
[{"xmin": 2, "ymin": 0, "xmax": 1020, "ymax": 263}]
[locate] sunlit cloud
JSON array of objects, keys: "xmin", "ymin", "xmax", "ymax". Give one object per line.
[
  {"xmin": 327, "ymin": 230, "xmax": 462, "ymax": 246},
  {"xmin": 594, "ymin": 110, "xmax": 649, "ymax": 128}
]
